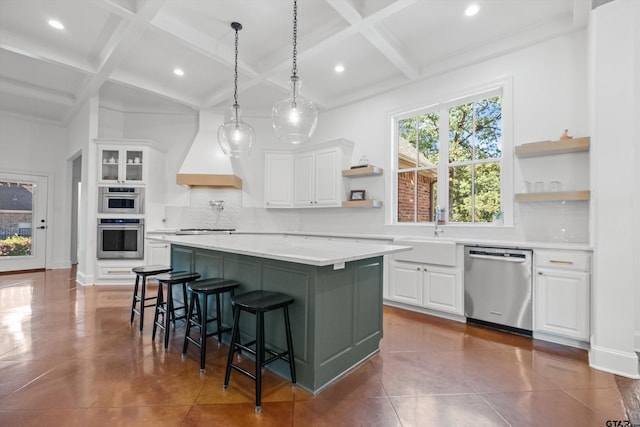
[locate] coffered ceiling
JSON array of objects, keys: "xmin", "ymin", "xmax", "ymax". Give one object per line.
[{"xmin": 0, "ymin": 0, "xmax": 590, "ymax": 125}]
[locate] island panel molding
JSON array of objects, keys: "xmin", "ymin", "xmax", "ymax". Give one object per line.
[{"xmin": 170, "ymin": 244, "xmax": 384, "ymax": 393}]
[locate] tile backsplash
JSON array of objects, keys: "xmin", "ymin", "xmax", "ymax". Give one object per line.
[{"xmin": 164, "ymin": 188, "xmax": 241, "ymax": 230}]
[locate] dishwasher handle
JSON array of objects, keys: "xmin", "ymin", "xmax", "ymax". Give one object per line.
[{"xmin": 468, "ymin": 253, "xmax": 527, "ymax": 263}]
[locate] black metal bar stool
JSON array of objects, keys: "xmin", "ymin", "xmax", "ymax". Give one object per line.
[
  {"xmin": 152, "ymin": 271, "xmax": 200, "ymax": 351},
  {"xmin": 223, "ymin": 290, "xmax": 296, "ymax": 413},
  {"xmin": 130, "ymin": 265, "xmax": 172, "ymax": 334},
  {"xmin": 182, "ymin": 278, "xmax": 240, "ymax": 372}
]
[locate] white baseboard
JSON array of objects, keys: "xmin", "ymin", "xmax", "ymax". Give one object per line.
[
  {"xmin": 49, "ymin": 260, "xmax": 72, "ymax": 269},
  {"xmin": 383, "ymin": 299, "xmax": 466, "ymax": 323},
  {"xmin": 75, "ymin": 271, "xmax": 94, "ymax": 286},
  {"xmin": 532, "ymin": 331, "xmax": 590, "ymax": 350},
  {"xmin": 589, "ymin": 343, "xmax": 640, "ymax": 379}
]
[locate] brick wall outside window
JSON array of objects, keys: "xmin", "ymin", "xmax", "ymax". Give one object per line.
[{"xmin": 397, "ymin": 172, "xmax": 434, "ymax": 222}]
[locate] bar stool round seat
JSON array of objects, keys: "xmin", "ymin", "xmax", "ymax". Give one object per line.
[
  {"xmin": 152, "ymin": 271, "xmax": 200, "ymax": 351},
  {"xmin": 182, "ymin": 278, "xmax": 241, "ymax": 372},
  {"xmin": 130, "ymin": 265, "xmax": 173, "ymax": 334},
  {"xmin": 223, "ymin": 290, "xmax": 296, "ymax": 413}
]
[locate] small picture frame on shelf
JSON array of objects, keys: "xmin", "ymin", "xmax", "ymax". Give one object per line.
[{"xmin": 349, "ymin": 190, "xmax": 365, "ymax": 201}]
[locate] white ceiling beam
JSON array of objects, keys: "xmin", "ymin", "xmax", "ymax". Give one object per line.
[
  {"xmin": 0, "ymin": 29, "xmax": 94, "ymax": 75},
  {"xmin": 572, "ymin": 0, "xmax": 591, "ymax": 27},
  {"xmin": 148, "ymin": 12, "xmax": 293, "ymax": 110},
  {"xmin": 326, "ymin": 0, "xmax": 419, "ymax": 79},
  {"xmin": 230, "ymin": 0, "xmax": 420, "ymax": 109},
  {"xmin": 0, "ymin": 77, "xmax": 75, "ymax": 106},
  {"xmin": 64, "ymin": 0, "xmax": 168, "ymax": 123},
  {"xmin": 107, "ymin": 68, "xmax": 201, "ymax": 109},
  {"xmin": 146, "ymin": 0, "xmax": 418, "ymax": 110},
  {"xmin": 87, "ymin": 0, "xmax": 137, "ymax": 20},
  {"xmin": 150, "ymin": 12, "xmax": 258, "ymax": 75}
]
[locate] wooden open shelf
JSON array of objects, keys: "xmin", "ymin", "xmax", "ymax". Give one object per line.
[
  {"xmin": 342, "ymin": 200, "xmax": 383, "ymax": 208},
  {"xmin": 342, "ymin": 166, "xmax": 383, "ymax": 177},
  {"xmin": 515, "ymin": 191, "xmax": 590, "ymax": 202},
  {"xmin": 515, "ymin": 137, "xmax": 590, "ymax": 158}
]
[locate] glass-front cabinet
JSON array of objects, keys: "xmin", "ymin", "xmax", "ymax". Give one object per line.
[{"xmin": 98, "ymin": 144, "xmax": 147, "ymax": 184}]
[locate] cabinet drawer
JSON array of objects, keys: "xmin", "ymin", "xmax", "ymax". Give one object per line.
[
  {"xmin": 98, "ymin": 265, "xmax": 136, "ymax": 278},
  {"xmin": 535, "ymin": 250, "xmax": 590, "ymax": 271}
]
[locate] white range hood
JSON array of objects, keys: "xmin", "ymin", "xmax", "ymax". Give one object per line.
[{"xmin": 176, "ymin": 109, "xmax": 242, "ymax": 189}]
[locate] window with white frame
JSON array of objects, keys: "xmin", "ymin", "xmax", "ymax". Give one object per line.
[{"xmin": 394, "ymin": 89, "xmax": 503, "ymax": 224}]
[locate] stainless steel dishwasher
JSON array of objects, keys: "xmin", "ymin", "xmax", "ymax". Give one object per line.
[{"xmin": 464, "ymin": 246, "xmax": 533, "ymax": 334}]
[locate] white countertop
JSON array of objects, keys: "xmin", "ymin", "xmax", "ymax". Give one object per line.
[
  {"xmin": 146, "ymin": 233, "xmax": 411, "ymax": 267},
  {"xmin": 146, "ymin": 229, "xmax": 592, "ymax": 252}
]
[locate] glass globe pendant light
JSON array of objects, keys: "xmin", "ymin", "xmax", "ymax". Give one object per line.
[
  {"xmin": 218, "ymin": 22, "xmax": 255, "ymax": 157},
  {"xmin": 272, "ymin": 0, "xmax": 318, "ymax": 145}
]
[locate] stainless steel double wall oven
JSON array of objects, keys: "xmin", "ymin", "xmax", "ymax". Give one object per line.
[{"xmin": 97, "ymin": 186, "xmax": 145, "ymax": 259}]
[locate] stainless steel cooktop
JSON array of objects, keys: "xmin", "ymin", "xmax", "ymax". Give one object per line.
[{"xmin": 175, "ymin": 228, "xmax": 236, "ymax": 235}]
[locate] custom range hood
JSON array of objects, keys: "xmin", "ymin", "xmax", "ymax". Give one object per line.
[{"xmin": 176, "ymin": 109, "xmax": 242, "ymax": 189}]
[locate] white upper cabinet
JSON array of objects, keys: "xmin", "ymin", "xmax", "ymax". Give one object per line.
[
  {"xmin": 264, "ymin": 139, "xmax": 354, "ymax": 209},
  {"xmin": 97, "ymin": 140, "xmax": 151, "ymax": 184},
  {"xmin": 294, "ymin": 147, "xmax": 342, "ymax": 207},
  {"xmin": 264, "ymin": 152, "xmax": 294, "ymax": 207}
]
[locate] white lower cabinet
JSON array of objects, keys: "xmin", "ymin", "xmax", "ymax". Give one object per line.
[
  {"xmin": 389, "ymin": 261, "xmax": 422, "ymax": 305},
  {"xmin": 389, "ymin": 260, "xmax": 463, "ymax": 316},
  {"xmin": 423, "ymin": 265, "xmax": 461, "ymax": 314},
  {"xmin": 147, "ymin": 242, "xmax": 170, "ymax": 266},
  {"xmin": 534, "ymin": 250, "xmax": 590, "ymax": 342}
]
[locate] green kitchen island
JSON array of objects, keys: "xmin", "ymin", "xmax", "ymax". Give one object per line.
[{"xmin": 146, "ymin": 233, "xmax": 409, "ymax": 393}]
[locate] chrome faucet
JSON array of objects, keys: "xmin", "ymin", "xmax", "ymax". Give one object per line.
[
  {"xmin": 434, "ymin": 206, "xmax": 445, "ymax": 237},
  {"xmin": 209, "ymin": 200, "xmax": 224, "ymax": 211},
  {"xmin": 434, "ymin": 223, "xmax": 444, "ymax": 237}
]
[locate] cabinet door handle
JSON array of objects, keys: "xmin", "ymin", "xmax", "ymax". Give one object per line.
[
  {"xmin": 538, "ymin": 272, "xmax": 543, "ymax": 275},
  {"xmin": 549, "ymin": 260, "xmax": 573, "ymax": 265}
]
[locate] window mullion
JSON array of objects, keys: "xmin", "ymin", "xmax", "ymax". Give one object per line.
[
  {"xmin": 438, "ymin": 107, "xmax": 449, "ymax": 222},
  {"xmin": 471, "ymin": 101, "xmax": 476, "ymax": 222},
  {"xmin": 413, "ymin": 118, "xmax": 419, "ymax": 222}
]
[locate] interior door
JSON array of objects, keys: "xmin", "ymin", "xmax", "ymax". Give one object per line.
[{"xmin": 0, "ymin": 173, "xmax": 48, "ymax": 272}]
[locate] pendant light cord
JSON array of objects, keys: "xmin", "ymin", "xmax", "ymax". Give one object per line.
[
  {"xmin": 292, "ymin": 0, "xmax": 298, "ymax": 78},
  {"xmin": 233, "ymin": 25, "xmax": 239, "ymax": 109}
]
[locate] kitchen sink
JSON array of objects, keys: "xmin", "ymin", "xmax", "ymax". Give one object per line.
[{"xmin": 392, "ymin": 237, "xmax": 457, "ymax": 266}]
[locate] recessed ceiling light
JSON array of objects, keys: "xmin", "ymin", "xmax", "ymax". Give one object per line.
[
  {"xmin": 173, "ymin": 68, "xmax": 184, "ymax": 77},
  {"xmin": 48, "ymin": 19, "xmax": 64, "ymax": 30},
  {"xmin": 465, "ymin": 4, "xmax": 480, "ymax": 17},
  {"xmin": 334, "ymin": 64, "xmax": 345, "ymax": 73}
]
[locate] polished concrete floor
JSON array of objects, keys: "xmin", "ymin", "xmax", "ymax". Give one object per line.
[{"xmin": 0, "ymin": 268, "xmax": 633, "ymax": 426}]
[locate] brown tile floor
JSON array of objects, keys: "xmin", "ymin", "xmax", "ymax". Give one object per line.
[{"xmin": 0, "ymin": 268, "xmax": 634, "ymax": 426}]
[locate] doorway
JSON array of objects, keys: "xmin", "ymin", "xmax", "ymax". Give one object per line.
[{"xmin": 0, "ymin": 173, "xmax": 48, "ymax": 272}]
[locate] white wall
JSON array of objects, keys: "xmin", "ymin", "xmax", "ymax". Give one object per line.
[
  {"xmin": 589, "ymin": 0, "xmax": 640, "ymax": 378},
  {"xmin": 272, "ymin": 30, "xmax": 590, "ymax": 243},
  {"xmin": 0, "ymin": 112, "xmax": 70, "ymax": 269},
  {"xmin": 98, "ymin": 108, "xmax": 198, "ymax": 230}
]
